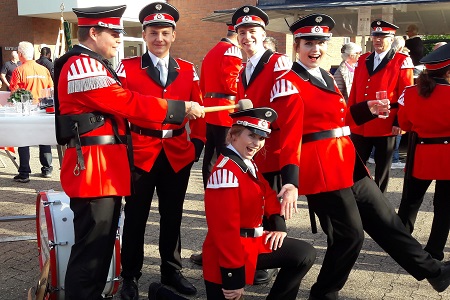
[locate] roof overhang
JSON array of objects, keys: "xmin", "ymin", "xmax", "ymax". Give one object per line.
[{"xmin": 202, "ymin": 0, "xmax": 450, "ymax": 36}]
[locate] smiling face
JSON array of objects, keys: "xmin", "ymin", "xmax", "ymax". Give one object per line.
[
  {"xmin": 143, "ymin": 26, "xmax": 176, "ymax": 58},
  {"xmin": 90, "ymin": 28, "xmax": 122, "ymax": 59},
  {"xmin": 230, "ymin": 127, "xmax": 265, "ymax": 160},
  {"xmin": 237, "ymin": 25, "xmax": 266, "ymax": 58},
  {"xmin": 295, "ymin": 38, "xmax": 328, "ymax": 69},
  {"xmin": 372, "ymin": 35, "xmax": 393, "ymax": 54}
]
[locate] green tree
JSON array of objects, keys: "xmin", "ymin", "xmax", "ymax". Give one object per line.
[{"xmin": 422, "ymin": 35, "xmax": 450, "ymax": 54}]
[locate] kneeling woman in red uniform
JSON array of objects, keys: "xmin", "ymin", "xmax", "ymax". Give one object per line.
[
  {"xmin": 202, "ymin": 107, "xmax": 316, "ymax": 300},
  {"xmin": 397, "ymin": 43, "xmax": 450, "ymax": 261}
]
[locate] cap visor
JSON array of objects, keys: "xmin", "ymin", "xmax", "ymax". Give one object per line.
[
  {"xmin": 113, "ymin": 29, "xmax": 127, "ymax": 34},
  {"xmin": 248, "ymin": 127, "xmax": 270, "ymax": 138},
  {"xmin": 299, "ymin": 35, "xmax": 331, "ymax": 41}
]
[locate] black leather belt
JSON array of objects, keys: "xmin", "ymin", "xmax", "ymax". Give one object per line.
[
  {"xmin": 417, "ymin": 137, "xmax": 450, "ymax": 144},
  {"xmin": 390, "ymin": 103, "xmax": 399, "ymax": 109},
  {"xmin": 302, "ymin": 126, "xmax": 351, "ymax": 144},
  {"xmin": 240, "ymin": 227, "xmax": 263, "ymax": 238},
  {"xmin": 67, "ymin": 135, "xmax": 126, "ymax": 148},
  {"xmin": 130, "ymin": 124, "xmax": 185, "ymax": 138},
  {"xmin": 204, "ymin": 92, "xmax": 236, "ymax": 101}
]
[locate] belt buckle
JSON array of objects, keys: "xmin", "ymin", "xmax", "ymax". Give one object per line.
[
  {"xmin": 162, "ymin": 130, "xmax": 173, "ymax": 138},
  {"xmin": 254, "ymin": 227, "xmax": 263, "ymax": 237},
  {"xmin": 342, "ymin": 126, "xmax": 350, "ymax": 137}
]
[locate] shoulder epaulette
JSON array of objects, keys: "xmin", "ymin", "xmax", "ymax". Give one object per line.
[
  {"xmin": 224, "ymin": 46, "xmax": 243, "ymax": 59},
  {"xmin": 67, "ymin": 57, "xmax": 116, "ymax": 94},
  {"xmin": 270, "ymin": 78, "xmax": 299, "ymax": 102},
  {"xmin": 207, "ymin": 168, "xmax": 239, "ymax": 189},
  {"xmin": 274, "ymin": 55, "xmax": 293, "ymax": 72},
  {"xmin": 115, "ymin": 62, "xmax": 126, "ymax": 78},
  {"xmin": 177, "ymin": 58, "xmax": 194, "ymax": 65},
  {"xmin": 400, "ymin": 56, "xmax": 415, "ymax": 69}
]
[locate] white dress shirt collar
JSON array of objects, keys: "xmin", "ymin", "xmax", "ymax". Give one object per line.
[
  {"xmin": 297, "ymin": 60, "xmax": 326, "ymax": 84},
  {"xmin": 247, "ymin": 47, "xmax": 266, "ymax": 68},
  {"xmin": 227, "ymin": 144, "xmax": 257, "ymax": 177},
  {"xmin": 148, "ymin": 51, "xmax": 169, "ymax": 67}
]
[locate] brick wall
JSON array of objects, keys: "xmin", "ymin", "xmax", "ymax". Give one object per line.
[
  {"xmin": 166, "ymin": 0, "xmax": 347, "ymax": 74},
  {"xmin": 0, "ymin": 0, "xmax": 60, "ymax": 90},
  {"xmin": 168, "ymin": 0, "xmax": 254, "ymax": 72}
]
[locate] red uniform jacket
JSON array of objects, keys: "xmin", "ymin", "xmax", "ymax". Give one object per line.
[
  {"xmin": 202, "ymin": 148, "xmax": 286, "ymax": 288},
  {"xmin": 348, "ymin": 49, "xmax": 414, "ymax": 136},
  {"xmin": 57, "ymin": 47, "xmax": 182, "ymax": 198},
  {"xmin": 270, "ymin": 63, "xmax": 360, "ymax": 195},
  {"xmin": 398, "ymin": 81, "xmax": 450, "ymax": 180},
  {"xmin": 200, "ymin": 38, "xmax": 242, "ymax": 127},
  {"xmin": 117, "ymin": 53, "xmax": 205, "ymax": 172},
  {"xmin": 237, "ymin": 50, "xmax": 292, "ymax": 174}
]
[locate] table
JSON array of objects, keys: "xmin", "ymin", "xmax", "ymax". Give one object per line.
[{"xmin": 0, "ymin": 110, "xmax": 57, "ymax": 147}]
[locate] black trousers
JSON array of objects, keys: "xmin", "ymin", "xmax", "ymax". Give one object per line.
[
  {"xmin": 307, "ymin": 188, "xmax": 365, "ymax": 300},
  {"xmin": 353, "ymin": 176, "xmax": 441, "ymax": 280},
  {"xmin": 18, "ymin": 145, "xmax": 53, "ymax": 177},
  {"xmin": 351, "ymin": 133, "xmax": 396, "ymax": 193},
  {"xmin": 204, "ymin": 237, "xmax": 316, "ymax": 300},
  {"xmin": 65, "ymin": 196, "xmax": 122, "ymax": 300},
  {"xmin": 202, "ymin": 123, "xmax": 230, "ymax": 188},
  {"xmin": 121, "ymin": 150, "xmax": 193, "ymax": 279},
  {"xmin": 398, "ymin": 176, "xmax": 450, "ymax": 261}
]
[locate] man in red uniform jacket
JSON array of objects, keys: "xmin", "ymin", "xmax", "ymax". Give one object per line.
[
  {"xmin": 348, "ymin": 19, "xmax": 414, "ymax": 193},
  {"xmin": 200, "ymin": 23, "xmax": 242, "ymax": 188},
  {"xmin": 117, "ymin": 3, "xmax": 205, "ymax": 299},
  {"xmin": 189, "ymin": 23, "xmax": 243, "ymax": 268},
  {"xmin": 56, "ymin": 6, "xmax": 204, "ymax": 300}
]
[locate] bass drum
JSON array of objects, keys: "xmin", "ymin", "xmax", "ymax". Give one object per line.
[{"xmin": 36, "ymin": 190, "xmax": 122, "ymax": 299}]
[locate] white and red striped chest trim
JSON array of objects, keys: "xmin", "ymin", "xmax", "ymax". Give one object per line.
[{"xmin": 68, "ymin": 57, "xmax": 108, "ymax": 81}]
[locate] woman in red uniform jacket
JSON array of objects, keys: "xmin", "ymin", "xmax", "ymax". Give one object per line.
[
  {"xmin": 397, "ymin": 43, "xmax": 450, "ymax": 261},
  {"xmin": 202, "ymin": 107, "xmax": 316, "ymax": 300},
  {"xmin": 269, "ymin": 13, "xmax": 450, "ymax": 299}
]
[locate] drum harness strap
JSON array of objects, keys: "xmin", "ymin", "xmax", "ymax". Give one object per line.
[
  {"xmin": 54, "ymin": 46, "xmax": 134, "ymax": 176},
  {"xmin": 60, "ymin": 113, "xmax": 128, "ymax": 175}
]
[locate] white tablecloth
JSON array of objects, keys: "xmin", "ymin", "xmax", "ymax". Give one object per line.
[{"xmin": 0, "ymin": 110, "xmax": 57, "ymax": 147}]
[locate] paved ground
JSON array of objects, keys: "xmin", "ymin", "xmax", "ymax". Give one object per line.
[{"xmin": 0, "ymin": 146, "xmax": 449, "ymax": 299}]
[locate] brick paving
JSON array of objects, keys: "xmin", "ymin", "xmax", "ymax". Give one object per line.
[{"xmin": 0, "ymin": 146, "xmax": 448, "ymax": 299}]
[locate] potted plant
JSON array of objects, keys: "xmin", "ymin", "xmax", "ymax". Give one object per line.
[{"xmin": 7, "ymin": 88, "xmax": 33, "ymax": 103}]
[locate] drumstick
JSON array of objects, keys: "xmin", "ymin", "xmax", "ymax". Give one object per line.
[{"xmin": 203, "ymin": 99, "xmax": 253, "ymax": 113}]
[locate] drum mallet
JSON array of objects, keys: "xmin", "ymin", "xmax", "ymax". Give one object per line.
[{"xmin": 203, "ymin": 99, "xmax": 253, "ymax": 113}]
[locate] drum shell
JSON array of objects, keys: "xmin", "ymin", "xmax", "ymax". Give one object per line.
[{"xmin": 36, "ymin": 191, "xmax": 121, "ymax": 299}]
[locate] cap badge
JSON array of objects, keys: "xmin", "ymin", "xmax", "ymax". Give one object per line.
[
  {"xmin": 259, "ymin": 120, "xmax": 268, "ymax": 129},
  {"xmin": 244, "ymin": 16, "xmax": 251, "ymax": 22},
  {"xmin": 315, "ymin": 16, "xmax": 323, "ymax": 23},
  {"xmin": 156, "ymin": 13, "xmax": 163, "ymax": 20},
  {"xmin": 375, "ymin": 27, "xmax": 382, "ymax": 31},
  {"xmin": 155, "ymin": 4, "xmax": 162, "ymax": 10},
  {"xmin": 243, "ymin": 7, "xmax": 250, "ymax": 13},
  {"xmin": 377, "ymin": 21, "xmax": 381, "ymax": 25},
  {"xmin": 265, "ymin": 111, "xmax": 272, "ymax": 117},
  {"xmin": 313, "ymin": 26, "xmax": 323, "ymax": 33}
]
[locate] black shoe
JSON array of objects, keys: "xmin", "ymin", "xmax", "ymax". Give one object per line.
[
  {"xmin": 161, "ymin": 270, "xmax": 197, "ymax": 295},
  {"xmin": 149, "ymin": 282, "xmax": 190, "ymax": 299},
  {"xmin": 190, "ymin": 253, "xmax": 203, "ymax": 266},
  {"xmin": 428, "ymin": 261, "xmax": 450, "ymax": 292},
  {"xmin": 253, "ymin": 269, "xmax": 278, "ymax": 285},
  {"xmin": 13, "ymin": 174, "xmax": 30, "ymax": 183},
  {"xmin": 41, "ymin": 171, "xmax": 52, "ymax": 178},
  {"xmin": 120, "ymin": 277, "xmax": 139, "ymax": 300}
]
